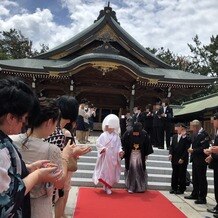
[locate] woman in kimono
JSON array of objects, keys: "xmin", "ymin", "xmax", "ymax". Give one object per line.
[
  {"xmin": 122, "ymin": 122, "xmax": 153, "ymax": 193},
  {"xmin": 92, "ymin": 114, "xmax": 124, "ymax": 194}
]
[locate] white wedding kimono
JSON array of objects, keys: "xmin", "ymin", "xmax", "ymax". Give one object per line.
[{"xmin": 92, "ymin": 131, "xmax": 122, "ymax": 188}]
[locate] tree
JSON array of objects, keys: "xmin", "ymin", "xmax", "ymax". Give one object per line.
[
  {"xmin": 147, "ymin": 35, "xmax": 218, "ymax": 77},
  {"xmin": 188, "ymin": 34, "xmax": 218, "ymax": 77},
  {"xmin": 147, "ymin": 47, "xmax": 193, "ymax": 72},
  {"xmin": 147, "ymin": 35, "xmax": 218, "ymax": 102},
  {"xmin": 187, "ymin": 35, "xmax": 218, "ymax": 98},
  {"xmin": 0, "ymin": 29, "xmax": 49, "ymax": 59}
]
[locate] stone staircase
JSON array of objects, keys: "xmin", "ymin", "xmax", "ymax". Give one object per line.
[{"xmin": 71, "ymin": 135, "xmax": 214, "ymax": 193}]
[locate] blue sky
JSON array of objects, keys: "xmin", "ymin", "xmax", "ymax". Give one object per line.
[{"xmin": 0, "ymin": 0, "xmax": 217, "ymax": 56}]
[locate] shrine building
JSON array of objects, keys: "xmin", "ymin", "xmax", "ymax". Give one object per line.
[{"xmin": 0, "ymin": 4, "xmax": 216, "ymax": 123}]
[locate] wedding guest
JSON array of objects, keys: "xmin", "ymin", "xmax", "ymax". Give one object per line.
[
  {"xmin": 76, "ymin": 99, "xmax": 90, "ymax": 144},
  {"xmin": 153, "ymin": 102, "xmax": 164, "ymax": 148},
  {"xmin": 169, "ymin": 123, "xmax": 191, "ymax": 194},
  {"xmin": 10, "ymin": 99, "xmax": 74, "ymax": 218},
  {"xmin": 142, "ymin": 104, "xmax": 154, "ymax": 142},
  {"xmin": 204, "ymin": 113, "xmax": 218, "ymax": 216},
  {"xmin": 0, "ymin": 77, "xmax": 62, "ymax": 217},
  {"xmin": 46, "ymin": 96, "xmax": 91, "ymax": 218},
  {"xmin": 185, "ymin": 120, "xmax": 210, "ymax": 204},
  {"xmin": 160, "ymin": 99, "xmax": 173, "ymax": 149}
]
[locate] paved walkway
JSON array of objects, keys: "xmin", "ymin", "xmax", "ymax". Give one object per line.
[{"xmin": 64, "ymin": 187, "xmax": 216, "ymax": 218}]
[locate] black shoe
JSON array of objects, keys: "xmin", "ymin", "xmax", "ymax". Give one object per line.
[
  {"xmin": 207, "ymin": 208, "xmax": 218, "ymax": 214},
  {"xmin": 175, "ymin": 190, "xmax": 184, "ymax": 195},
  {"xmin": 184, "ymin": 195, "xmax": 198, "ymax": 200},
  {"xmin": 169, "ymin": 189, "xmax": 175, "ymax": 194},
  {"xmin": 194, "ymin": 199, "xmax": 207, "ymax": 204}
]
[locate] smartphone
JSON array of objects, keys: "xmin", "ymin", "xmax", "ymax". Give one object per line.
[{"xmin": 65, "ymin": 136, "xmax": 75, "ymax": 145}]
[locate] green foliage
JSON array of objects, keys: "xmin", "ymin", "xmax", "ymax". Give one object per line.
[
  {"xmin": 147, "ymin": 35, "xmax": 218, "ymax": 102},
  {"xmin": 0, "ymin": 29, "xmax": 49, "ymax": 59},
  {"xmin": 188, "ymin": 35, "xmax": 218, "ymax": 77},
  {"xmin": 147, "ymin": 47, "xmax": 193, "ymax": 72}
]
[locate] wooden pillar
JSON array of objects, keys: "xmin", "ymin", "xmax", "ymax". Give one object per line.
[{"xmin": 129, "ymin": 84, "xmax": 135, "ymax": 115}]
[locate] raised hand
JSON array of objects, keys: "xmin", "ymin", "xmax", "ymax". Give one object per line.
[
  {"xmin": 204, "ymin": 148, "xmax": 212, "ymax": 156},
  {"xmin": 205, "ymin": 155, "xmax": 212, "ymax": 164},
  {"xmin": 63, "ymin": 140, "xmax": 92, "ymax": 159},
  {"xmin": 36, "ymin": 166, "xmax": 62, "ymax": 183},
  {"xmin": 73, "ymin": 145, "xmax": 92, "ymax": 157},
  {"xmin": 27, "ymin": 160, "xmax": 53, "ymax": 172}
]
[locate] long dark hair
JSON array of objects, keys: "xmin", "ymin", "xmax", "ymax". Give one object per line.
[
  {"xmin": 22, "ymin": 99, "xmax": 60, "ymax": 147},
  {"xmin": 57, "ymin": 96, "xmax": 79, "ymax": 122},
  {"xmin": 0, "ymin": 77, "xmax": 39, "ymax": 123},
  {"xmin": 28, "ymin": 99, "xmax": 60, "ymax": 129}
]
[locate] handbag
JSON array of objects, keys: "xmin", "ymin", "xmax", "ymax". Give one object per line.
[{"xmin": 67, "ymin": 156, "xmax": 78, "ymax": 172}]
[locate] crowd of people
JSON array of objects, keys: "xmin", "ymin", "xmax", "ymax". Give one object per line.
[
  {"xmin": 120, "ymin": 99, "xmax": 173, "ymax": 149},
  {"xmin": 169, "ymin": 116, "xmax": 218, "ymax": 217},
  {"xmin": 0, "ymin": 77, "xmax": 91, "ymax": 218},
  {"xmin": 0, "ymin": 76, "xmax": 218, "ymax": 217},
  {"xmin": 168, "ymin": 117, "xmax": 218, "ymax": 217},
  {"xmin": 120, "ymin": 100, "xmax": 218, "ymax": 216}
]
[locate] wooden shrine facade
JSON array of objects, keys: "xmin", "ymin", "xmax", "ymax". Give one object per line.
[{"xmin": 0, "ymin": 4, "xmax": 217, "ymax": 122}]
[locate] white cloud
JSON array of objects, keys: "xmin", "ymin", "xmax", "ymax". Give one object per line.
[
  {"xmin": 0, "ymin": 5, "xmax": 10, "ymax": 16},
  {"xmin": 0, "ymin": 0, "xmax": 18, "ymax": 17},
  {"xmin": 0, "ymin": 0, "xmax": 217, "ymax": 56},
  {"xmin": 0, "ymin": 8, "xmax": 72, "ymax": 50}
]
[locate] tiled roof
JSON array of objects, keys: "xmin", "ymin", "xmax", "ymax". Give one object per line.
[{"xmin": 174, "ymin": 93, "xmax": 218, "ymax": 116}]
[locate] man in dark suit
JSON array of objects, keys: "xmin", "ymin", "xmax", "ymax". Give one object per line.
[
  {"xmin": 142, "ymin": 104, "xmax": 154, "ymax": 140},
  {"xmin": 132, "ymin": 106, "xmax": 143, "ymax": 124},
  {"xmin": 204, "ymin": 112, "xmax": 218, "ymax": 216},
  {"xmin": 184, "ymin": 120, "xmax": 210, "ymax": 204},
  {"xmin": 153, "ymin": 102, "xmax": 164, "ymax": 148},
  {"xmin": 169, "ymin": 123, "xmax": 191, "ymax": 194},
  {"xmin": 160, "ymin": 99, "xmax": 173, "ymax": 149}
]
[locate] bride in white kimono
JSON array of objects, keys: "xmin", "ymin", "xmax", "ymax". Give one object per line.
[{"xmin": 92, "ymin": 114, "xmax": 124, "ymax": 194}]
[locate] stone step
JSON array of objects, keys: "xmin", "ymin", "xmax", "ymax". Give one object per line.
[
  {"xmin": 83, "ymin": 151, "xmax": 171, "ymax": 161},
  {"xmin": 77, "ymin": 157, "xmax": 213, "ymax": 173},
  {"xmin": 86, "ymin": 145, "xmax": 170, "ymax": 155},
  {"xmin": 71, "ymin": 177, "xmax": 214, "ymax": 193},
  {"xmin": 73, "ymin": 169, "xmax": 214, "ymax": 185},
  {"xmin": 78, "ymin": 158, "xmax": 175, "ymax": 168},
  {"xmin": 76, "ymin": 162, "xmax": 213, "ymax": 176},
  {"xmin": 74, "ymin": 140, "xmax": 214, "ymax": 193},
  {"xmin": 74, "ymin": 162, "xmax": 213, "ymax": 178}
]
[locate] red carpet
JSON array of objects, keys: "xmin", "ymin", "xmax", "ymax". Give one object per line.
[{"xmin": 74, "ymin": 188, "xmax": 186, "ymax": 218}]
